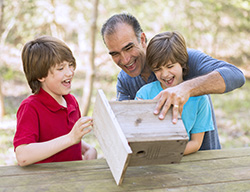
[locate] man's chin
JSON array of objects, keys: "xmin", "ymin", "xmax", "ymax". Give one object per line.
[{"xmin": 127, "ymin": 70, "xmax": 140, "ymax": 77}]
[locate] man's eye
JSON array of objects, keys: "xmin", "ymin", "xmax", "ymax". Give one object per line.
[
  {"xmin": 110, "ymin": 53, "xmax": 118, "ymax": 57},
  {"xmin": 126, "ymin": 46, "xmax": 133, "ymax": 51}
]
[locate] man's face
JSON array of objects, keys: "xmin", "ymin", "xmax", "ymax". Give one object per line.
[{"xmin": 104, "ymin": 23, "xmax": 147, "ymax": 77}]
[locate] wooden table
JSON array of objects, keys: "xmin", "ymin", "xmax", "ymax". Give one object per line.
[{"xmin": 1, "ymin": 147, "xmax": 250, "ymax": 192}]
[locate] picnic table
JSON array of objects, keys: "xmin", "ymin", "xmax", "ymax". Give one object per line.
[{"xmin": 1, "ymin": 147, "xmax": 250, "ymax": 191}]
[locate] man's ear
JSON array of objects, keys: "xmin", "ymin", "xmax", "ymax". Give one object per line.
[{"xmin": 140, "ymin": 32, "xmax": 147, "ymax": 48}]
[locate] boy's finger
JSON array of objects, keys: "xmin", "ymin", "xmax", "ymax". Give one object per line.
[{"xmin": 79, "ymin": 116, "xmax": 93, "ymax": 124}]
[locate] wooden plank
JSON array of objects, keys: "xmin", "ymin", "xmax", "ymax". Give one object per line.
[
  {"xmin": 182, "ymin": 147, "xmax": 250, "ymax": 162},
  {"xmin": 109, "ymin": 100, "xmax": 188, "ymax": 142},
  {"xmin": 109, "ymin": 100, "xmax": 188, "ymax": 167},
  {"xmin": 92, "ymin": 89, "xmax": 132, "ymax": 185},
  {"xmin": 2, "ymin": 180, "xmax": 250, "ymax": 192},
  {"xmin": 2, "ymin": 148, "xmax": 249, "ymax": 177},
  {"xmin": 128, "ymin": 140, "xmax": 187, "ymax": 166},
  {"xmin": 1, "ymin": 157, "xmax": 250, "ymax": 192},
  {"xmin": 0, "ymin": 159, "xmax": 108, "ymax": 177}
]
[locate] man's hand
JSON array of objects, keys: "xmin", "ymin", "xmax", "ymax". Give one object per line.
[{"xmin": 153, "ymin": 84, "xmax": 190, "ymax": 123}]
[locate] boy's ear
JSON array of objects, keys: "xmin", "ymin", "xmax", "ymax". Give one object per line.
[{"xmin": 38, "ymin": 77, "xmax": 45, "ymax": 83}]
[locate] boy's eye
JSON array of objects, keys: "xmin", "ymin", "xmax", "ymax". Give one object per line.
[
  {"xmin": 153, "ymin": 68, "xmax": 160, "ymax": 72},
  {"xmin": 165, "ymin": 63, "xmax": 174, "ymax": 68}
]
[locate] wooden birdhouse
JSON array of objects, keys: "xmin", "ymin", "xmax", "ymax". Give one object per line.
[{"xmin": 93, "ymin": 89, "xmax": 188, "ymax": 185}]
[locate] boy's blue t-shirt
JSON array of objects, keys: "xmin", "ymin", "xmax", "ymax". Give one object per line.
[{"xmin": 135, "ymin": 81, "xmax": 214, "ymax": 140}]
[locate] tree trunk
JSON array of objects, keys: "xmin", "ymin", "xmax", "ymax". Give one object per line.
[
  {"xmin": 81, "ymin": 0, "xmax": 99, "ymax": 116},
  {"xmin": 0, "ymin": 79, "xmax": 4, "ymax": 121},
  {"xmin": 0, "ymin": 0, "xmax": 4, "ymax": 121}
]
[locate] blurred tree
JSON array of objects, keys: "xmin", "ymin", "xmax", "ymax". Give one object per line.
[
  {"xmin": 81, "ymin": 0, "xmax": 99, "ymax": 116},
  {"xmin": 0, "ymin": 0, "xmax": 249, "ymax": 117},
  {"xmin": 0, "ymin": 0, "xmax": 4, "ymax": 120}
]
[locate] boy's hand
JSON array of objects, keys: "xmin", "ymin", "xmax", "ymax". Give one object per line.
[
  {"xmin": 83, "ymin": 147, "xmax": 97, "ymax": 160},
  {"xmin": 69, "ymin": 116, "xmax": 93, "ymax": 145}
]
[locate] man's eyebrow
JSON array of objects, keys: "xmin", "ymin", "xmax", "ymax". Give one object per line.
[
  {"xmin": 122, "ymin": 42, "xmax": 134, "ymax": 51},
  {"xmin": 109, "ymin": 42, "xmax": 134, "ymax": 55}
]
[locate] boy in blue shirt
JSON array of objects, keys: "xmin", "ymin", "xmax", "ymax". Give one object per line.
[{"xmin": 136, "ymin": 31, "xmax": 213, "ymax": 155}]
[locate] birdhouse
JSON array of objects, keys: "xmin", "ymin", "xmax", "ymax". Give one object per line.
[{"xmin": 93, "ymin": 89, "xmax": 188, "ymax": 185}]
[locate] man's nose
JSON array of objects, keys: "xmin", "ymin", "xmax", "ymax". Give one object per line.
[{"xmin": 120, "ymin": 52, "xmax": 130, "ymax": 65}]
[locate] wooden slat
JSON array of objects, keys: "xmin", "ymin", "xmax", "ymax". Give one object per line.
[
  {"xmin": 128, "ymin": 140, "xmax": 187, "ymax": 166},
  {"xmin": 182, "ymin": 147, "xmax": 250, "ymax": 162},
  {"xmin": 109, "ymin": 99, "xmax": 188, "ymax": 168},
  {"xmin": 92, "ymin": 89, "xmax": 132, "ymax": 185},
  {"xmin": 1, "ymin": 152, "xmax": 250, "ymax": 191},
  {"xmin": 110, "ymin": 100, "xmax": 188, "ymax": 142}
]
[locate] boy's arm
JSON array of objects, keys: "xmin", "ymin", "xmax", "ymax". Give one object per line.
[
  {"xmin": 81, "ymin": 141, "xmax": 97, "ymax": 160},
  {"xmin": 16, "ymin": 134, "xmax": 75, "ymax": 166},
  {"xmin": 183, "ymin": 132, "xmax": 204, "ymax": 155},
  {"xmin": 15, "ymin": 117, "xmax": 93, "ymax": 166}
]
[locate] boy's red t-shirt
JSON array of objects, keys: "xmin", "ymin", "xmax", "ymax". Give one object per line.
[{"xmin": 13, "ymin": 88, "xmax": 82, "ymax": 164}]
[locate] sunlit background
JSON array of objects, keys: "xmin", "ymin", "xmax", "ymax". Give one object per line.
[{"xmin": 0, "ymin": 0, "xmax": 249, "ymax": 166}]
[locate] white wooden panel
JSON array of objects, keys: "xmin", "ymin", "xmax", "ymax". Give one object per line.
[{"xmin": 92, "ymin": 89, "xmax": 132, "ymax": 185}]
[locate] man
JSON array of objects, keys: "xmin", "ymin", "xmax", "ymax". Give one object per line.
[{"xmin": 101, "ymin": 13, "xmax": 245, "ymax": 150}]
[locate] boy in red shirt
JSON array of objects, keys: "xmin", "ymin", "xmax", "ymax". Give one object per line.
[{"xmin": 13, "ymin": 36, "xmax": 97, "ymax": 166}]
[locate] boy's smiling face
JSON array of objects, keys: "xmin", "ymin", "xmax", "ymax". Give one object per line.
[
  {"xmin": 39, "ymin": 61, "xmax": 75, "ymax": 105},
  {"xmin": 153, "ymin": 61, "xmax": 183, "ymax": 89}
]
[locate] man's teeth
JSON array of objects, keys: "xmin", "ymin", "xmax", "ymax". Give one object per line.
[
  {"xmin": 64, "ymin": 80, "xmax": 70, "ymax": 83},
  {"xmin": 126, "ymin": 62, "xmax": 134, "ymax": 67}
]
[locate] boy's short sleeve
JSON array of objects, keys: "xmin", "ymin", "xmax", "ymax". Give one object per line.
[
  {"xmin": 190, "ymin": 95, "xmax": 214, "ymax": 134},
  {"xmin": 13, "ymin": 101, "xmax": 39, "ymax": 150}
]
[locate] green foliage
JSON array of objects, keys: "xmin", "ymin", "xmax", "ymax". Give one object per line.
[
  {"xmin": 212, "ymin": 80, "xmax": 250, "ymax": 115},
  {"xmin": 1, "ymin": 0, "xmax": 250, "ymax": 165},
  {"xmin": 211, "ymin": 80, "xmax": 250, "ymax": 148}
]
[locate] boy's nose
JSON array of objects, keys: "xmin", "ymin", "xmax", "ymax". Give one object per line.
[
  {"xmin": 66, "ymin": 66, "xmax": 74, "ymax": 76},
  {"xmin": 161, "ymin": 69, "xmax": 170, "ymax": 78}
]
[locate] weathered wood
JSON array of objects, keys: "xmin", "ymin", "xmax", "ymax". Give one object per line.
[
  {"xmin": 1, "ymin": 148, "xmax": 250, "ymax": 192},
  {"xmin": 92, "ymin": 89, "xmax": 132, "ymax": 185},
  {"xmin": 93, "ymin": 90, "xmax": 188, "ymax": 184},
  {"xmin": 109, "ymin": 100, "xmax": 188, "ymax": 142},
  {"xmin": 128, "ymin": 140, "xmax": 186, "ymax": 166}
]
